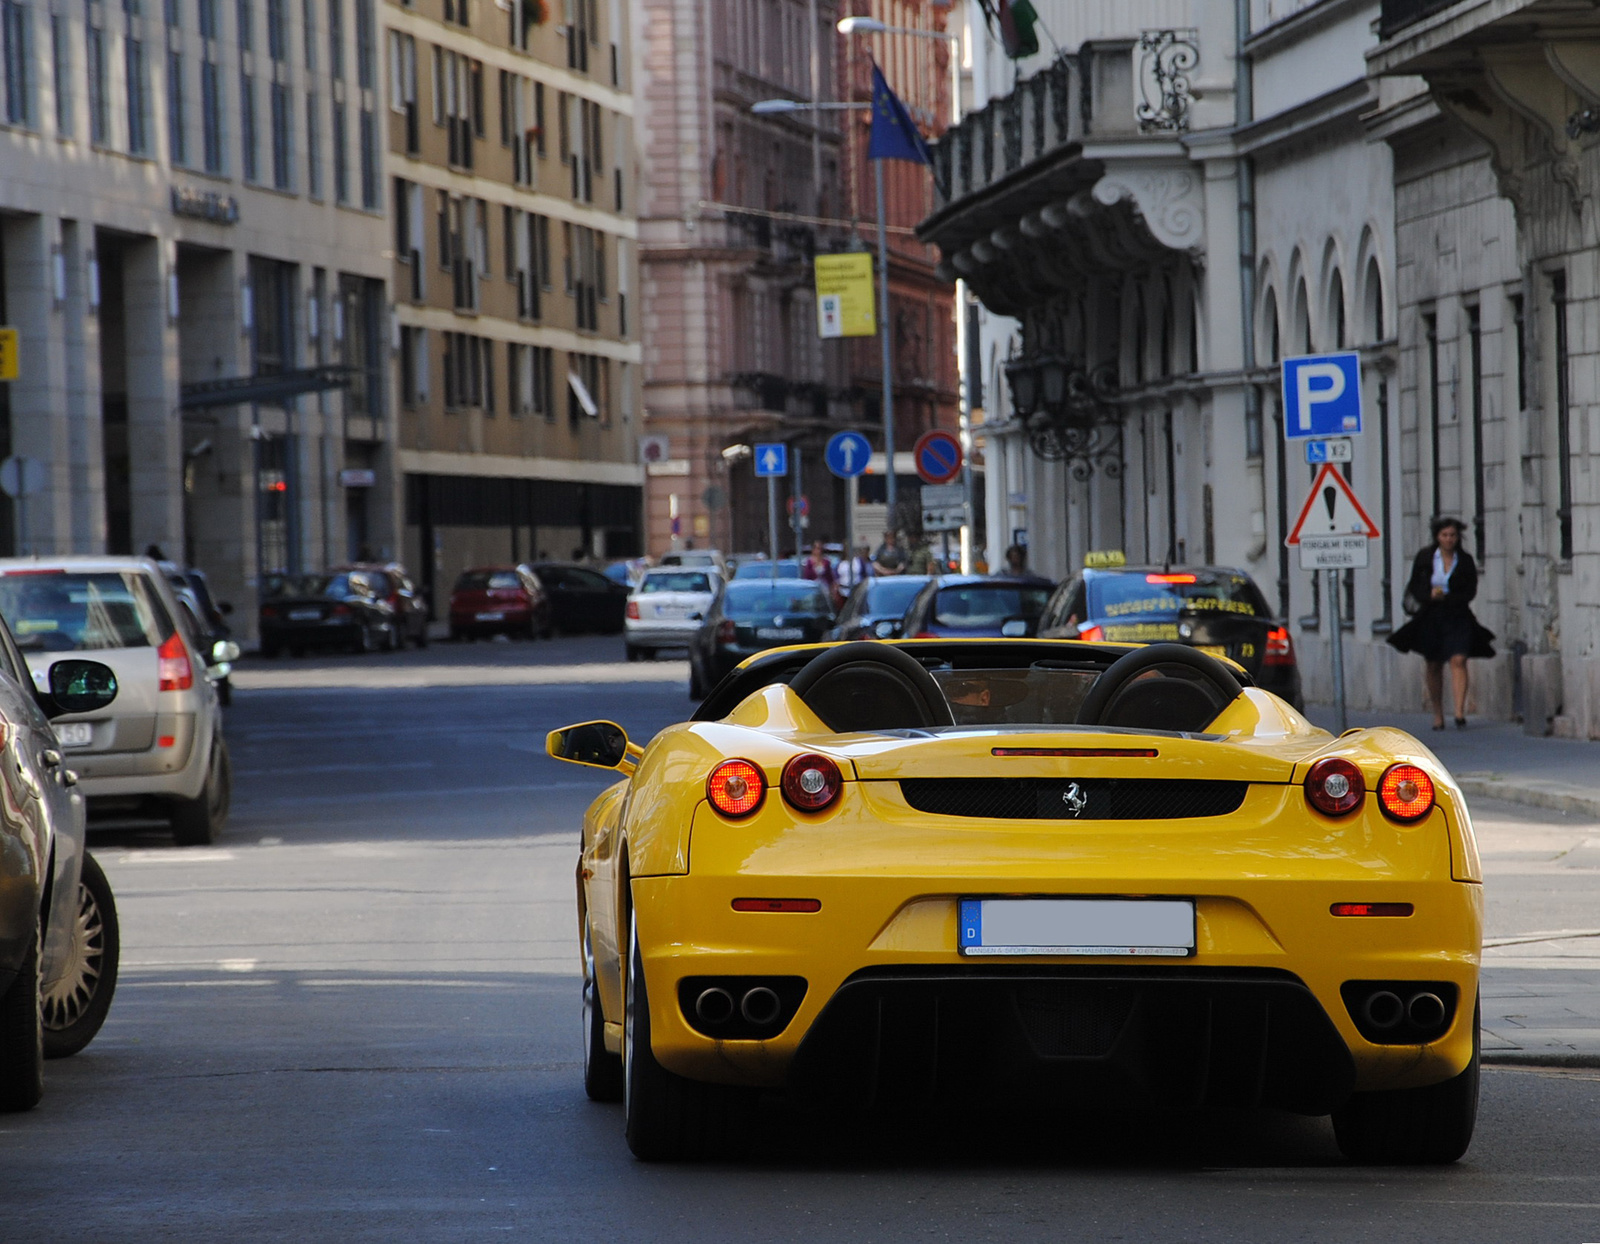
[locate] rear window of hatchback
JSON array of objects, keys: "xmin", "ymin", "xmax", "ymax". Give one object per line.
[{"xmin": 0, "ymin": 570, "xmax": 175, "ymax": 651}]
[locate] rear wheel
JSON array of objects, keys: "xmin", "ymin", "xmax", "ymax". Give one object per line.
[
  {"xmin": 582, "ymin": 925, "xmax": 623, "ymax": 1102},
  {"xmin": 42, "ymin": 853, "xmax": 119, "ymax": 1059},
  {"xmin": 623, "ymin": 913, "xmax": 749, "ymax": 1160},
  {"xmin": 1333, "ymin": 996, "xmax": 1480, "ymax": 1164},
  {"xmin": 415, "ymin": 622, "xmax": 430, "ymax": 649},
  {"xmin": 172, "ymin": 736, "xmax": 232, "ymax": 847},
  {"xmin": 260, "ymin": 643, "xmax": 281, "ymax": 659},
  {"xmin": 688, "ymin": 658, "xmax": 705, "ymax": 701},
  {"xmin": 0, "ymin": 918, "xmax": 44, "ymax": 1111}
]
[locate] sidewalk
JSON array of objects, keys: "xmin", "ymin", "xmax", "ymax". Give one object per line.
[{"xmin": 1306, "ymin": 704, "xmax": 1600, "ymax": 1067}]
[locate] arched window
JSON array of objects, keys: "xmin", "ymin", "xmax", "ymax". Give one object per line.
[
  {"xmin": 1363, "ymin": 257, "xmax": 1384, "ymax": 342},
  {"xmin": 1260, "ymin": 287, "xmax": 1281, "ymax": 364},
  {"xmin": 1328, "ymin": 270, "xmax": 1346, "ymax": 349},
  {"xmin": 1292, "ymin": 280, "xmax": 1311, "ymax": 355}
]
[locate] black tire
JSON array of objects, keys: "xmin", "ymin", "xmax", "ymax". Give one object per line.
[
  {"xmin": 172, "ymin": 735, "xmax": 232, "ymax": 847},
  {"xmin": 625, "ymin": 645, "xmax": 639, "ymax": 663},
  {"xmin": 583, "ymin": 925, "xmax": 623, "ymax": 1102},
  {"xmin": 289, "ymin": 646, "xmax": 305, "ymax": 658},
  {"xmin": 416, "ymin": 624, "xmax": 430, "ymax": 649},
  {"xmin": 1333, "ymin": 995, "xmax": 1480, "ymax": 1164},
  {"xmin": 42, "ymin": 852, "xmax": 119, "ymax": 1059},
  {"xmin": 217, "ymin": 677, "xmax": 233, "ymax": 707},
  {"xmin": 0, "ymin": 917, "xmax": 44, "ymax": 1112},
  {"xmin": 260, "ymin": 643, "xmax": 281, "ymax": 659},
  {"xmin": 688, "ymin": 659, "xmax": 705, "ymax": 701},
  {"xmin": 640, "ymin": 648, "xmax": 655, "ymax": 662},
  {"xmin": 623, "ymin": 913, "xmax": 748, "ymax": 1160}
]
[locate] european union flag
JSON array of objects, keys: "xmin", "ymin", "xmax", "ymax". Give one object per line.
[{"xmin": 868, "ymin": 62, "xmax": 929, "ymax": 165}]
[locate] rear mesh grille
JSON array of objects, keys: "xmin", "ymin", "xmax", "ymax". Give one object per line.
[{"xmin": 898, "ymin": 778, "xmax": 1249, "ymax": 820}]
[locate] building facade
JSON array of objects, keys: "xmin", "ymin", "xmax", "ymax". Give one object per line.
[
  {"xmin": 383, "ymin": 0, "xmax": 642, "ymax": 605},
  {"xmin": 0, "ymin": 0, "xmax": 394, "ymax": 626},
  {"xmin": 635, "ymin": 0, "xmax": 958, "ymax": 560}
]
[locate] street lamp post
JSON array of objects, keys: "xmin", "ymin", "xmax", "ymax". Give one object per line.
[{"xmin": 838, "ymin": 13, "xmax": 974, "ymax": 571}]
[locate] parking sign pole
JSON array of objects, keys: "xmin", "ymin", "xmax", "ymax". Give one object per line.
[
  {"xmin": 1327, "ymin": 567, "xmax": 1347, "ymax": 734},
  {"xmin": 767, "ymin": 475, "xmax": 778, "ymax": 566}
]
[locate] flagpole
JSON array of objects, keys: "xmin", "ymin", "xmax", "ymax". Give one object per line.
[{"xmin": 875, "ymin": 156, "xmax": 897, "ymax": 532}]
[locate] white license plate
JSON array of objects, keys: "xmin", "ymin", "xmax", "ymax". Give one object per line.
[
  {"xmin": 959, "ymin": 898, "xmax": 1195, "ymax": 957},
  {"xmin": 755, "ymin": 627, "xmax": 804, "ymax": 640},
  {"xmin": 54, "ymin": 723, "xmax": 93, "ymax": 748},
  {"xmin": 475, "ymin": 611, "xmax": 504, "ymax": 621},
  {"xmin": 654, "ymin": 605, "xmax": 688, "ymax": 618},
  {"xmin": 289, "ymin": 608, "xmax": 321, "ymax": 621}
]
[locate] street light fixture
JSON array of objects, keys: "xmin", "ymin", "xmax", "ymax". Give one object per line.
[{"xmin": 750, "ymin": 98, "xmax": 869, "ymax": 115}]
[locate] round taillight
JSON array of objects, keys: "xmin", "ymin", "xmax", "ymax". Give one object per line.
[
  {"xmin": 1378, "ymin": 763, "xmax": 1435, "ymax": 822},
  {"xmin": 781, "ymin": 753, "xmax": 842, "ymax": 812},
  {"xmin": 1304, "ymin": 757, "xmax": 1365, "ymax": 816},
  {"xmin": 706, "ymin": 759, "xmax": 765, "ymax": 817}
]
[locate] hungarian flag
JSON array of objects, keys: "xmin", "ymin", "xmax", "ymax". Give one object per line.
[{"xmin": 984, "ymin": 0, "xmax": 1039, "ymax": 59}]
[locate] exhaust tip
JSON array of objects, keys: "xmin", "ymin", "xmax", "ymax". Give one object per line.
[
  {"xmin": 694, "ymin": 987, "xmax": 735, "ymax": 1025},
  {"xmin": 1364, "ymin": 990, "xmax": 1404, "ymax": 1030},
  {"xmin": 1407, "ymin": 991, "xmax": 1446, "ymax": 1029},
  {"xmin": 739, "ymin": 986, "xmax": 782, "ymax": 1027}
]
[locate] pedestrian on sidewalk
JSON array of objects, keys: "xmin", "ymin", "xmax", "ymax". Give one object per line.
[{"xmin": 1387, "ymin": 517, "xmax": 1495, "ymax": 731}]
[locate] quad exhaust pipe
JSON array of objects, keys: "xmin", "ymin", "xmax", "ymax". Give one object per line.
[
  {"xmin": 693, "ymin": 984, "xmax": 784, "ymax": 1029},
  {"xmin": 1407, "ymin": 991, "xmax": 1445, "ymax": 1029},
  {"xmin": 1363, "ymin": 990, "xmax": 1405, "ymax": 1030},
  {"xmin": 694, "ymin": 987, "xmax": 735, "ymax": 1025}
]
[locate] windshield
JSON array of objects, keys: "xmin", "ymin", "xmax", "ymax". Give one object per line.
[
  {"xmin": 735, "ymin": 561, "xmax": 802, "ymax": 579},
  {"xmin": 456, "ymin": 571, "xmax": 521, "ymax": 591},
  {"xmin": 724, "ymin": 583, "xmax": 830, "ymax": 619},
  {"xmin": 0, "ymin": 570, "xmax": 175, "ymax": 652},
  {"xmin": 865, "ymin": 578, "xmax": 928, "ymax": 615},
  {"xmin": 641, "ymin": 572, "xmax": 711, "ymax": 594},
  {"xmin": 933, "ymin": 584, "xmax": 1052, "ymax": 629},
  {"xmin": 1090, "ymin": 572, "xmax": 1270, "ymax": 619},
  {"xmin": 930, "ymin": 666, "xmax": 1099, "ymax": 727},
  {"xmin": 264, "ymin": 573, "xmax": 368, "ymax": 599}
]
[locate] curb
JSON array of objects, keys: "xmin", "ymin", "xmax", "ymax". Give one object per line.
[
  {"xmin": 1482, "ymin": 1051, "xmax": 1600, "ymax": 1070},
  {"xmin": 1456, "ymin": 774, "xmax": 1600, "ymax": 820}
]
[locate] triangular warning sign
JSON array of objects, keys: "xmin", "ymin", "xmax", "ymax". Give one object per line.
[{"xmin": 1285, "ymin": 463, "xmax": 1381, "ymax": 545}]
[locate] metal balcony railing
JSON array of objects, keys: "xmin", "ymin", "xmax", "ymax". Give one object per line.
[{"xmin": 1378, "ymin": 0, "xmax": 1461, "ymax": 38}]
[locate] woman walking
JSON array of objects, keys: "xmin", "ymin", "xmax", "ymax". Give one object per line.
[{"xmin": 1388, "ymin": 517, "xmax": 1495, "ymax": 729}]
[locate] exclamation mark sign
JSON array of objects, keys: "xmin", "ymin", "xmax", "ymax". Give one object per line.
[{"xmin": 1323, "ymin": 486, "xmax": 1338, "ymax": 530}]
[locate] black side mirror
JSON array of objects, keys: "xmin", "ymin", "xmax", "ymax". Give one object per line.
[
  {"xmin": 546, "ymin": 720, "xmax": 631, "ymax": 769},
  {"xmin": 41, "ymin": 660, "xmax": 119, "ymax": 719}
]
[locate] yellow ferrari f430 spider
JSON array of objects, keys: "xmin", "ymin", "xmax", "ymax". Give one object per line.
[{"xmin": 548, "ymin": 640, "xmax": 1482, "ymax": 1163}]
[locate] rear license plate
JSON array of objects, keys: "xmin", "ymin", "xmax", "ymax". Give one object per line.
[
  {"xmin": 55, "ymin": 723, "xmax": 93, "ymax": 748},
  {"xmin": 959, "ymin": 898, "xmax": 1195, "ymax": 957},
  {"xmin": 289, "ymin": 608, "xmax": 320, "ymax": 621},
  {"xmin": 1197, "ymin": 645, "xmax": 1227, "ymax": 659},
  {"xmin": 654, "ymin": 605, "xmax": 687, "ymax": 618},
  {"xmin": 756, "ymin": 627, "xmax": 804, "ymax": 640},
  {"xmin": 475, "ymin": 611, "xmax": 504, "ymax": 621}
]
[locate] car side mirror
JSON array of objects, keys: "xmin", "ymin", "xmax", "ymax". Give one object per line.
[
  {"xmin": 1001, "ymin": 618, "xmax": 1029, "ymax": 637},
  {"xmin": 212, "ymin": 639, "xmax": 242, "ymax": 665},
  {"xmin": 547, "ymin": 720, "xmax": 633, "ymax": 771},
  {"xmin": 874, "ymin": 619, "xmax": 897, "ymax": 638},
  {"xmin": 688, "ymin": 612, "xmax": 703, "ymax": 623},
  {"xmin": 219, "ymin": 601, "xmax": 235, "ymax": 615},
  {"xmin": 40, "ymin": 660, "xmax": 119, "ymax": 719}
]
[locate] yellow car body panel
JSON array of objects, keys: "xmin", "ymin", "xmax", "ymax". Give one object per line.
[{"xmin": 563, "ymin": 639, "xmax": 1483, "ymax": 1112}]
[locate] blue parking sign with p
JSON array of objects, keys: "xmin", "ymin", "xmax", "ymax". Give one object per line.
[{"xmin": 1282, "ymin": 352, "xmax": 1362, "ymax": 439}]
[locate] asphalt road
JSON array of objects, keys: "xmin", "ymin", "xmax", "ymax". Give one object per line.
[{"xmin": 3, "ymin": 636, "xmax": 1600, "ymax": 1241}]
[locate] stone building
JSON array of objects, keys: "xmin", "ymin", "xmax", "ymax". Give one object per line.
[
  {"xmin": 384, "ymin": 0, "xmax": 643, "ymax": 605},
  {"xmin": 634, "ymin": 0, "xmax": 958, "ymax": 559},
  {"xmin": 0, "ymin": 0, "xmax": 393, "ymax": 625}
]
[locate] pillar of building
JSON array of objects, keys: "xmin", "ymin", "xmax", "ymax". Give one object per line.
[
  {"xmin": 122, "ymin": 237, "xmax": 184, "ymax": 554},
  {"xmin": 62, "ymin": 219, "xmax": 107, "ymax": 553}
]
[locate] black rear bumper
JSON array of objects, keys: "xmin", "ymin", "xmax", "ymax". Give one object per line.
[{"xmin": 787, "ymin": 966, "xmax": 1354, "ymax": 1116}]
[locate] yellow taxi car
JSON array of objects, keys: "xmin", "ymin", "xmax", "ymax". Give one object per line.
[{"xmin": 548, "ymin": 639, "xmax": 1482, "ymax": 1163}]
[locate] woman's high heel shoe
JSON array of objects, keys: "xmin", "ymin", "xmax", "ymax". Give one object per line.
[
  {"xmin": 1432, "ymin": 718, "xmax": 1446, "ymax": 731},
  {"xmin": 1455, "ymin": 717, "xmax": 1467, "ymax": 729}
]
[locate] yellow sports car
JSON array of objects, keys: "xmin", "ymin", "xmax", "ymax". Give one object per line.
[{"xmin": 548, "ymin": 639, "xmax": 1482, "ymax": 1163}]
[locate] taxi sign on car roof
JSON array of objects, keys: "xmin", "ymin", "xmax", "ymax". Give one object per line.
[{"xmin": 1084, "ymin": 549, "xmax": 1126, "ymax": 569}]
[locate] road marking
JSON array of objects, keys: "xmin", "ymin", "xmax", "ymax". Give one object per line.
[
  {"xmin": 218, "ymin": 958, "xmax": 257, "ymax": 972},
  {"xmin": 114, "ymin": 850, "xmax": 237, "ymax": 863}
]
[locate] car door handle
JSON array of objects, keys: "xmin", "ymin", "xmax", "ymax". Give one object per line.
[{"xmin": 40, "ymin": 749, "xmax": 61, "ymax": 768}]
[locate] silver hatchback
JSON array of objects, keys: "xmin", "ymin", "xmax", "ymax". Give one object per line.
[{"xmin": 0, "ymin": 557, "xmax": 232, "ymax": 846}]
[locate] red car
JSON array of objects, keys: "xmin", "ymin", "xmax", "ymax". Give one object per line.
[{"xmin": 448, "ymin": 567, "xmax": 552, "ymax": 641}]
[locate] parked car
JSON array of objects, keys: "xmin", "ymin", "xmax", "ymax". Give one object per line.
[
  {"xmin": 687, "ymin": 578, "xmax": 835, "ymax": 699},
  {"xmin": 659, "ymin": 549, "xmax": 724, "ymax": 570},
  {"xmin": 0, "ymin": 629, "xmax": 122, "ymax": 1110},
  {"xmin": 156, "ymin": 561, "xmax": 239, "ymax": 705},
  {"xmin": 334, "ymin": 562, "xmax": 430, "ymax": 648},
  {"xmin": 259, "ymin": 570, "xmax": 399, "ymax": 657},
  {"xmin": 900, "ymin": 575, "xmax": 1056, "ymax": 639},
  {"xmin": 448, "ymin": 567, "xmax": 552, "ymax": 641},
  {"xmin": 0, "ymin": 557, "xmax": 233, "ymax": 846},
  {"xmin": 825, "ymin": 575, "xmax": 933, "ymax": 641},
  {"xmin": 524, "ymin": 563, "xmax": 630, "ymax": 634},
  {"xmin": 1036, "ymin": 563, "xmax": 1303, "ymax": 708},
  {"xmin": 625, "ymin": 568, "xmax": 721, "ymax": 661},
  {"xmin": 733, "ymin": 559, "xmax": 804, "ymax": 580}
]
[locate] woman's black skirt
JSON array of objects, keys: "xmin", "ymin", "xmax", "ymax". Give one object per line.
[{"xmin": 1388, "ymin": 606, "xmax": 1495, "ymax": 663}]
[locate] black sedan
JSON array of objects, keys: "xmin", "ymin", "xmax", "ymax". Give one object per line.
[
  {"xmin": 334, "ymin": 562, "xmax": 430, "ymax": 648},
  {"xmin": 824, "ymin": 575, "xmax": 932, "ymax": 641},
  {"xmin": 259, "ymin": 571, "xmax": 399, "ymax": 656},
  {"xmin": 1035, "ymin": 563, "xmax": 1303, "ymax": 708},
  {"xmin": 524, "ymin": 563, "xmax": 629, "ymax": 634},
  {"xmin": 688, "ymin": 578, "xmax": 835, "ymax": 700},
  {"xmin": 900, "ymin": 575, "xmax": 1056, "ymax": 639}
]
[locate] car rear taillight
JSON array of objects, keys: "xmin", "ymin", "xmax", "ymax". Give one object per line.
[
  {"xmin": 1378, "ymin": 763, "xmax": 1435, "ymax": 822},
  {"xmin": 1146, "ymin": 573, "xmax": 1197, "ymax": 584},
  {"xmin": 332, "ymin": 603, "xmax": 351, "ymax": 617},
  {"xmin": 1078, "ymin": 625, "xmax": 1105, "ymax": 642},
  {"xmin": 1331, "ymin": 902, "xmax": 1414, "ymax": 917},
  {"xmin": 261, "ymin": 605, "xmax": 278, "ymax": 619},
  {"xmin": 707, "ymin": 759, "xmax": 765, "ymax": 817},
  {"xmin": 626, "ymin": 601, "xmax": 640, "ymax": 619},
  {"xmin": 914, "ymin": 631, "xmax": 937, "ymax": 639},
  {"xmin": 1265, "ymin": 625, "xmax": 1295, "ymax": 666},
  {"xmin": 780, "ymin": 753, "xmax": 842, "ymax": 812},
  {"xmin": 1305, "ymin": 756, "xmax": 1364, "ymax": 816},
  {"xmin": 157, "ymin": 631, "xmax": 193, "ymax": 692},
  {"xmin": 717, "ymin": 620, "xmax": 736, "ymax": 644}
]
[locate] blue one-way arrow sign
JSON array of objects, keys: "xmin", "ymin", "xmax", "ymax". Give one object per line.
[
  {"xmin": 754, "ymin": 443, "xmax": 788, "ymax": 477},
  {"xmin": 825, "ymin": 431, "xmax": 870, "ymax": 479}
]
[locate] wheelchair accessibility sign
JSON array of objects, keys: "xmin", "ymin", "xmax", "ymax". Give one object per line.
[{"xmin": 1282, "ymin": 352, "xmax": 1362, "ymax": 439}]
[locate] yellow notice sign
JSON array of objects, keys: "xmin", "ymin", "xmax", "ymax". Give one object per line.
[
  {"xmin": 814, "ymin": 253, "xmax": 875, "ymax": 339},
  {"xmin": 0, "ymin": 328, "xmax": 17, "ymax": 381}
]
